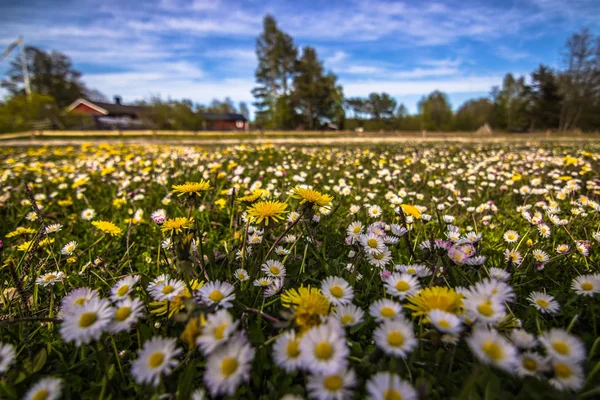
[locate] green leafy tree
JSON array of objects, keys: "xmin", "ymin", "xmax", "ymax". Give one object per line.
[
  {"xmin": 367, "ymin": 92, "xmax": 397, "ymax": 120},
  {"xmin": 454, "ymin": 98, "xmax": 494, "ymax": 131},
  {"xmin": 1, "ymin": 46, "xmax": 91, "ymax": 108},
  {"xmin": 0, "ymin": 92, "xmax": 59, "ymax": 133},
  {"xmin": 418, "ymin": 90, "xmax": 453, "ymax": 131}
]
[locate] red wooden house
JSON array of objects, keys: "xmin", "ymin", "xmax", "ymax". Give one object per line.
[
  {"xmin": 202, "ymin": 113, "xmax": 248, "ymax": 131},
  {"xmin": 65, "ymin": 97, "xmax": 249, "ymax": 131}
]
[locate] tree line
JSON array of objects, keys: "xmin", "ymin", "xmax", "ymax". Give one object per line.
[
  {"xmin": 0, "ymin": 16, "xmax": 599, "ymax": 133},
  {"xmin": 252, "ymin": 16, "xmax": 600, "ymax": 132}
]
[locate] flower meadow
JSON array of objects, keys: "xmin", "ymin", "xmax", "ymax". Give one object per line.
[{"xmin": 1, "ymin": 142, "xmax": 599, "ymax": 400}]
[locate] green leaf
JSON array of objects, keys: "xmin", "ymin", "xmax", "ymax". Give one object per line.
[
  {"xmin": 177, "ymin": 361, "xmax": 196, "ymax": 399},
  {"xmin": 32, "ymin": 348, "xmax": 47, "ymax": 373}
]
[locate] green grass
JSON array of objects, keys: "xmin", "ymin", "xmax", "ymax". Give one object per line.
[{"xmin": 0, "ymin": 142, "xmax": 599, "ymax": 399}]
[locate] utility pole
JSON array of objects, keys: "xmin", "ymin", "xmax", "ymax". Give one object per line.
[
  {"xmin": 1, "ymin": 36, "xmax": 31, "ymax": 101},
  {"xmin": 19, "ymin": 37, "xmax": 32, "ymax": 101}
]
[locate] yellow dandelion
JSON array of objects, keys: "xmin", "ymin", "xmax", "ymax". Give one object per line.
[
  {"xmin": 215, "ymin": 198, "xmax": 228, "ymax": 210},
  {"xmin": 400, "ymin": 204, "xmax": 422, "ymax": 219},
  {"xmin": 6, "ymin": 227, "xmax": 37, "ymax": 238},
  {"xmin": 405, "ymin": 286, "xmax": 463, "ymax": 317},
  {"xmin": 171, "ymin": 180, "xmax": 212, "ymax": 197},
  {"xmin": 290, "ymin": 186, "xmax": 333, "ymax": 208},
  {"xmin": 151, "ymin": 280, "xmax": 204, "ymax": 317},
  {"xmin": 92, "ymin": 220, "xmax": 123, "ymax": 237},
  {"xmin": 161, "ymin": 217, "xmax": 195, "ymax": 234},
  {"xmin": 238, "ymin": 189, "xmax": 266, "ymax": 203},
  {"xmin": 246, "ymin": 200, "xmax": 288, "ymax": 226},
  {"xmin": 281, "ymin": 286, "xmax": 330, "ymax": 331},
  {"xmin": 180, "ymin": 314, "xmax": 206, "ymax": 347}
]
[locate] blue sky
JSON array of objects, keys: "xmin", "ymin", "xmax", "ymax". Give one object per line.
[{"xmin": 1, "ymin": 0, "xmax": 598, "ymax": 114}]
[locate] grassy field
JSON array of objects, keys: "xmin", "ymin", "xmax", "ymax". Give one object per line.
[{"xmin": 0, "ymin": 142, "xmax": 599, "ymax": 399}]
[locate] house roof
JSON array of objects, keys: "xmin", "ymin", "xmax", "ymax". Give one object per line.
[
  {"xmin": 64, "ymin": 98, "xmax": 147, "ymax": 116},
  {"xmin": 91, "ymin": 101, "xmax": 148, "ymax": 115},
  {"xmin": 203, "ymin": 112, "xmax": 247, "ymax": 122}
]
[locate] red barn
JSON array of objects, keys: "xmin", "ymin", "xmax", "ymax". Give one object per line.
[
  {"xmin": 202, "ymin": 113, "xmax": 248, "ymax": 131},
  {"xmin": 65, "ymin": 97, "xmax": 249, "ymax": 131},
  {"xmin": 64, "ymin": 97, "xmax": 147, "ymax": 129}
]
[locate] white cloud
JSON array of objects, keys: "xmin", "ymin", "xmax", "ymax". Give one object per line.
[
  {"xmin": 325, "ymin": 51, "xmax": 348, "ymax": 68},
  {"xmin": 495, "ymin": 45, "xmax": 531, "ymax": 62},
  {"xmin": 83, "ymin": 72, "xmax": 255, "ymax": 104},
  {"xmin": 342, "ymin": 75, "xmax": 503, "ymax": 97}
]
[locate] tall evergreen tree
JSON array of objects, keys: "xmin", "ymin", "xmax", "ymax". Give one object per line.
[
  {"xmin": 292, "ymin": 47, "xmax": 341, "ymax": 130},
  {"xmin": 252, "ymin": 15, "xmax": 298, "ymax": 129},
  {"xmin": 558, "ymin": 29, "xmax": 600, "ymax": 131},
  {"xmin": 529, "ymin": 65, "xmax": 562, "ymax": 130}
]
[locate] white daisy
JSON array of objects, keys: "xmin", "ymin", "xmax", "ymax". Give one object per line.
[
  {"xmin": 384, "ymin": 273, "xmax": 420, "ymax": 300},
  {"xmin": 366, "ymin": 372, "xmax": 417, "ymax": 400},
  {"xmin": 539, "ymin": 329, "xmax": 585, "ymax": 363},
  {"xmin": 131, "ymin": 336, "xmax": 181, "ymax": 386},
  {"xmin": 549, "ymin": 360, "xmax": 584, "ymax": 391},
  {"xmin": 369, "ymin": 299, "xmax": 403, "ymax": 322},
  {"xmin": 528, "ymin": 291, "xmax": 560, "ymax": 314},
  {"xmin": 81, "ymin": 208, "xmax": 96, "ymax": 220},
  {"xmin": 197, "ymin": 281, "xmax": 236, "ymax": 309},
  {"xmin": 373, "ymin": 318, "xmax": 417, "ymax": 358},
  {"xmin": 463, "ymin": 294, "xmax": 506, "ymax": 324},
  {"xmin": 148, "ymin": 278, "xmax": 185, "ymax": 302},
  {"xmin": 366, "ymin": 248, "xmax": 392, "ymax": 268},
  {"xmin": 45, "ymin": 223, "xmax": 63, "ymax": 234},
  {"xmin": 0, "ymin": 342, "xmax": 16, "ymax": 373},
  {"xmin": 299, "ymin": 321, "xmax": 349, "ymax": 374},
  {"xmin": 234, "ymin": 269, "xmax": 250, "ymax": 282},
  {"xmin": 503, "ymin": 230, "xmax": 519, "ymax": 243},
  {"xmin": 359, "ymin": 233, "xmax": 386, "ymax": 255},
  {"xmin": 264, "ymin": 278, "xmax": 285, "ymax": 298},
  {"xmin": 275, "ymin": 246, "xmax": 290, "ymax": 256},
  {"xmin": 23, "ymin": 377, "xmax": 63, "ymax": 400},
  {"xmin": 61, "ymin": 240, "xmax": 78, "ymax": 256},
  {"xmin": 571, "ymin": 274, "xmax": 599, "ymax": 296},
  {"xmin": 190, "ymin": 388, "xmax": 207, "ymax": 400},
  {"xmin": 262, "ymin": 260, "xmax": 286, "ymax": 278},
  {"xmin": 110, "ymin": 275, "xmax": 141, "ymax": 302},
  {"xmin": 532, "ymin": 249, "xmax": 550, "ymax": 264},
  {"xmin": 346, "ymin": 221, "xmax": 363, "ymax": 237},
  {"xmin": 428, "ymin": 309, "xmax": 463, "ymax": 335},
  {"xmin": 395, "ymin": 264, "xmax": 431, "ymax": 277},
  {"xmin": 466, "ymin": 328, "xmax": 517, "ymax": 372},
  {"xmin": 204, "ymin": 334, "xmax": 255, "ymax": 397},
  {"xmin": 59, "ymin": 297, "xmax": 113, "ymax": 346},
  {"xmin": 320, "ymin": 276, "xmax": 353, "ymax": 306},
  {"xmin": 510, "ymin": 329, "xmax": 537, "ymax": 349},
  {"xmin": 367, "ymin": 205, "xmax": 383, "ymax": 218},
  {"xmin": 253, "ymin": 277, "xmax": 274, "ymax": 287},
  {"xmin": 331, "ymin": 304, "xmax": 364, "ymax": 327},
  {"xmin": 488, "ymin": 267, "xmax": 510, "ymax": 281},
  {"xmin": 272, "ymin": 330, "xmax": 303, "ymax": 373},
  {"xmin": 197, "ymin": 309, "xmax": 239, "ymax": 355},
  {"xmin": 516, "ymin": 351, "xmax": 547, "ymax": 378},
  {"xmin": 36, "ymin": 271, "xmax": 65, "ymax": 287},
  {"xmin": 110, "ymin": 297, "xmax": 144, "ymax": 333},
  {"xmin": 60, "ymin": 287, "xmax": 99, "ymax": 315},
  {"xmin": 469, "ymin": 278, "xmax": 515, "ymax": 303},
  {"xmin": 306, "ymin": 367, "xmax": 356, "ymax": 400}
]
